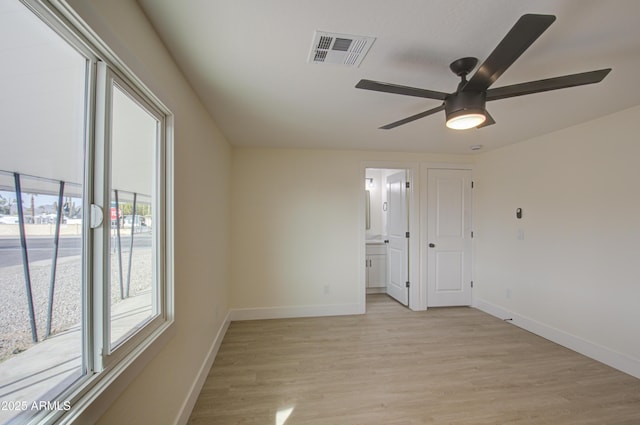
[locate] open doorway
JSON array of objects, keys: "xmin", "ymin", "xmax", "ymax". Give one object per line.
[{"xmin": 365, "ymin": 168, "xmax": 410, "ymax": 307}]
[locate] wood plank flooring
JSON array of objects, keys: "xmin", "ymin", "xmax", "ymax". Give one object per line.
[{"xmin": 187, "ymin": 295, "xmax": 640, "ymax": 424}]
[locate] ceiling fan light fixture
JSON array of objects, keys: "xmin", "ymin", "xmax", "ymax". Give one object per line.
[
  {"xmin": 444, "ymin": 91, "xmax": 487, "ymax": 130},
  {"xmin": 446, "ymin": 111, "xmax": 486, "ymax": 130}
]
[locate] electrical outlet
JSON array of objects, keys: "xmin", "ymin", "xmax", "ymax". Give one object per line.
[
  {"xmin": 505, "ymin": 288, "xmax": 512, "ymax": 299},
  {"xmin": 323, "ymin": 284, "xmax": 330, "ymax": 295}
]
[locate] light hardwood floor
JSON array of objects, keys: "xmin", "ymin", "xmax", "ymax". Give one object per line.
[{"xmin": 187, "ymin": 295, "xmax": 640, "ymax": 424}]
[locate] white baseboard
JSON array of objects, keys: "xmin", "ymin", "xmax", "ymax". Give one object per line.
[
  {"xmin": 174, "ymin": 312, "xmax": 231, "ymax": 425},
  {"xmin": 229, "ymin": 302, "xmax": 364, "ymax": 321},
  {"xmin": 366, "ymin": 287, "xmax": 386, "ymax": 294},
  {"xmin": 473, "ymin": 298, "xmax": 640, "ymax": 380}
]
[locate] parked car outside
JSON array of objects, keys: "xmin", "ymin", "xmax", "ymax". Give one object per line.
[{"xmin": 122, "ymin": 215, "xmax": 147, "ymax": 231}]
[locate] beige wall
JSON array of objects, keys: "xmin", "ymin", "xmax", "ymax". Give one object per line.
[
  {"xmin": 474, "ymin": 105, "xmax": 640, "ymax": 364},
  {"xmin": 231, "ymin": 148, "xmax": 361, "ymax": 311},
  {"xmin": 231, "ymin": 148, "xmax": 471, "ymax": 313},
  {"xmin": 67, "ymin": 0, "xmax": 232, "ymax": 424}
]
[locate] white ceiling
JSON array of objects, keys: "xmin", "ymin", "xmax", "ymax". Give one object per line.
[{"xmin": 137, "ymin": 0, "xmax": 640, "ymax": 154}]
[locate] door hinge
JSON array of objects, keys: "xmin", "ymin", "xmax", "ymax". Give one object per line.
[
  {"xmin": 406, "ymin": 181, "xmax": 410, "ymax": 189},
  {"xmin": 471, "ymin": 181, "xmax": 474, "ymax": 189},
  {"xmin": 471, "ymin": 231, "xmax": 474, "ymax": 238},
  {"xmin": 471, "ymin": 281, "xmax": 474, "ymax": 288},
  {"xmin": 405, "ymin": 231, "xmax": 410, "ymax": 238},
  {"xmin": 406, "ymin": 281, "xmax": 410, "ymax": 288}
]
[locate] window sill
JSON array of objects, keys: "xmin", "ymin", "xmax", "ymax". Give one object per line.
[{"xmin": 51, "ymin": 319, "xmax": 175, "ymax": 425}]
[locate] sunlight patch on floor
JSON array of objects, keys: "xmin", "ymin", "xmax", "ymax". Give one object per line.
[{"xmin": 276, "ymin": 406, "xmax": 294, "ymax": 425}]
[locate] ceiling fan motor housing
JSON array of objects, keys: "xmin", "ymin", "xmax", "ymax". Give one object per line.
[{"xmin": 445, "ymin": 91, "xmax": 487, "ymax": 122}]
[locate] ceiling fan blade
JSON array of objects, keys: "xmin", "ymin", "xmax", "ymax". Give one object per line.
[
  {"xmin": 379, "ymin": 104, "xmax": 445, "ymax": 129},
  {"xmin": 477, "ymin": 110, "xmax": 495, "ymax": 128},
  {"xmin": 463, "ymin": 14, "xmax": 556, "ymax": 92},
  {"xmin": 356, "ymin": 79, "xmax": 448, "ymax": 100},
  {"xmin": 486, "ymin": 68, "xmax": 611, "ymax": 101}
]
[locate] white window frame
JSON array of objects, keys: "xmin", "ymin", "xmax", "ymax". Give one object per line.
[
  {"xmin": 13, "ymin": 1, "xmax": 175, "ymax": 424},
  {"xmin": 95, "ymin": 63, "xmax": 168, "ymax": 367}
]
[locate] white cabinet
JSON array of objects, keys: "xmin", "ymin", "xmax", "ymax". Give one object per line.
[{"xmin": 366, "ymin": 244, "xmax": 387, "ymax": 292}]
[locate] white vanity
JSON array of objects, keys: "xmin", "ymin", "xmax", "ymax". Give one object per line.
[{"xmin": 365, "ymin": 241, "xmax": 387, "ymax": 293}]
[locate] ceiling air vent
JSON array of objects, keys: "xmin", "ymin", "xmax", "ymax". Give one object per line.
[{"xmin": 308, "ymin": 31, "xmax": 375, "ymax": 67}]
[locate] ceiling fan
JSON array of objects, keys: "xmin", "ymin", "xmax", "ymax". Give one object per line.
[{"xmin": 356, "ymin": 14, "xmax": 611, "ymax": 130}]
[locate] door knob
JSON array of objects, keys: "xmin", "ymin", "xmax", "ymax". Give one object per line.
[{"xmin": 428, "ymin": 243, "xmax": 435, "ymax": 248}]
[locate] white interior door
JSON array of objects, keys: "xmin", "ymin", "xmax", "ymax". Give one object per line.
[
  {"xmin": 427, "ymin": 169, "xmax": 472, "ymax": 307},
  {"xmin": 386, "ymin": 171, "xmax": 409, "ymax": 305}
]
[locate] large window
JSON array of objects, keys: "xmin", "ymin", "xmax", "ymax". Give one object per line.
[
  {"xmin": 0, "ymin": 1, "xmax": 173, "ymax": 424},
  {"xmin": 102, "ymin": 70, "xmax": 167, "ymax": 359}
]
